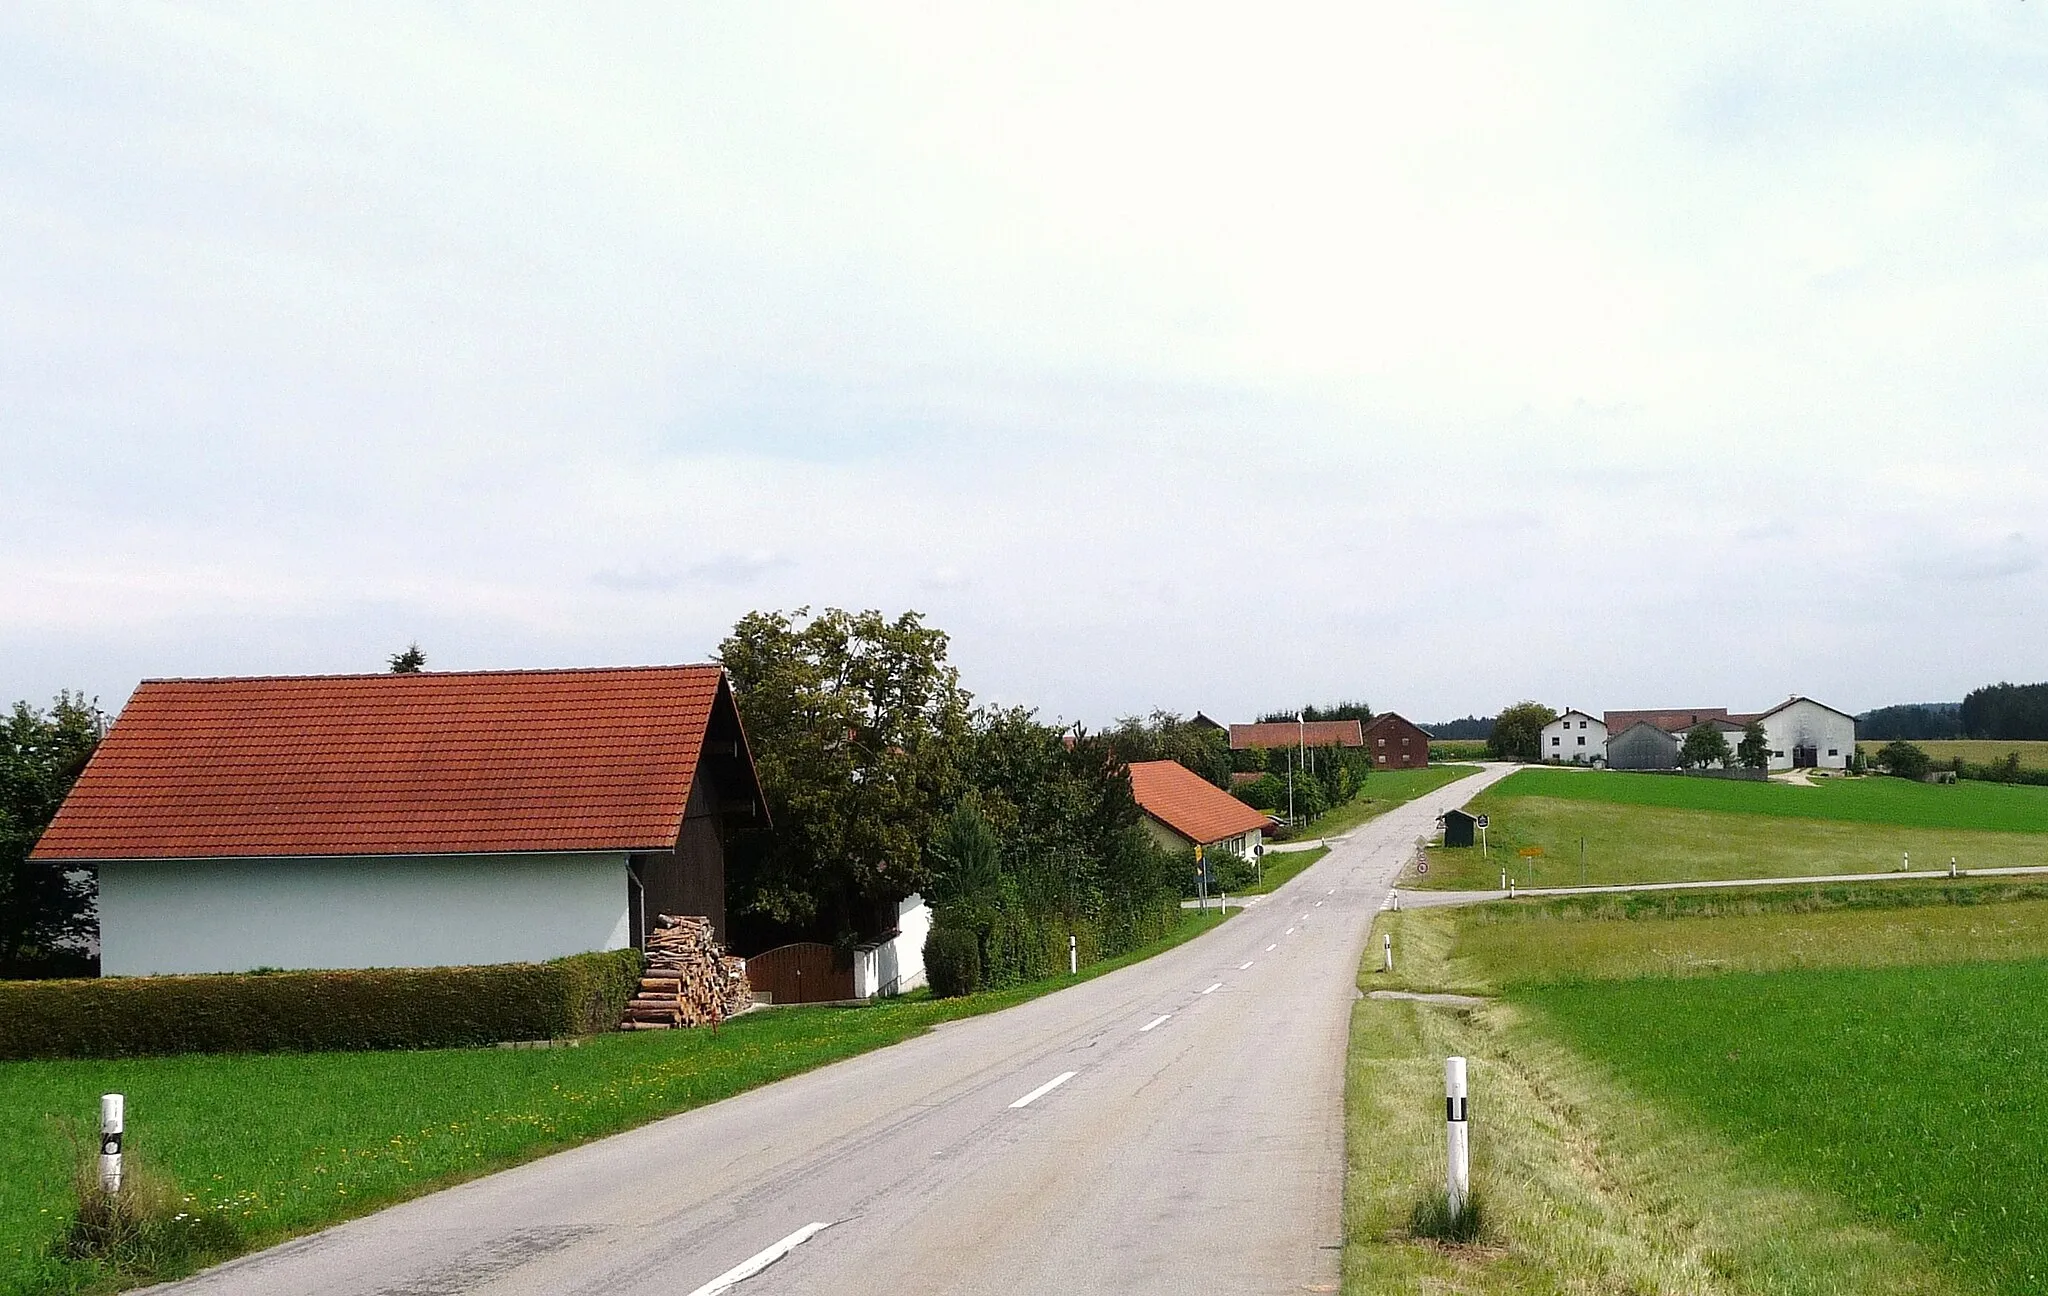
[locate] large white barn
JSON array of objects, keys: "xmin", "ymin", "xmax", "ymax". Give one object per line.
[{"xmin": 1541, "ymin": 697, "xmax": 1857, "ymax": 772}]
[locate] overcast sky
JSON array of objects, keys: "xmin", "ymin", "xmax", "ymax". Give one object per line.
[{"xmin": 5, "ymin": 4, "xmax": 2045, "ymax": 726}]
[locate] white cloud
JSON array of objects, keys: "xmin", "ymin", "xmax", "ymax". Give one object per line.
[{"xmin": 4, "ymin": 3, "xmax": 2048, "ymax": 721}]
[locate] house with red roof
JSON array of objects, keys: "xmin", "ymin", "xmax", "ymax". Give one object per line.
[
  {"xmin": 32, "ymin": 666, "xmax": 765, "ymax": 977},
  {"xmin": 1127, "ymin": 760, "xmax": 1270, "ymax": 858}
]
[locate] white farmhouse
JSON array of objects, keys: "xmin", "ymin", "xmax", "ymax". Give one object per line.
[
  {"xmin": 1592, "ymin": 697, "xmax": 1857, "ymax": 772},
  {"xmin": 33, "ymin": 666, "xmax": 767, "ymax": 976},
  {"xmin": 1540, "ymin": 710, "xmax": 1606, "ymax": 765}
]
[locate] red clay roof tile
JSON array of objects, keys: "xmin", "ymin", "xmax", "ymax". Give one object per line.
[
  {"xmin": 1227, "ymin": 720, "xmax": 1364, "ymax": 750},
  {"xmin": 31, "ymin": 666, "xmax": 734, "ymax": 860},
  {"xmin": 1128, "ymin": 760, "xmax": 1272, "ymax": 846}
]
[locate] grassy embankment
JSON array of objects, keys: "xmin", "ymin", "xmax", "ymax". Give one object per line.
[
  {"xmin": 1301, "ymin": 763, "xmax": 1481, "ymax": 840},
  {"xmin": 1346, "ymin": 879, "xmax": 2048, "ymax": 1294},
  {"xmin": 3, "ymin": 908, "xmax": 1233, "ymax": 1296},
  {"xmin": 1411, "ymin": 767, "xmax": 2048, "ymax": 890},
  {"xmin": 1863, "ymin": 739, "xmax": 2048, "ymax": 771}
]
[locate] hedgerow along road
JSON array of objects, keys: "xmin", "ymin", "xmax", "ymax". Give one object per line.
[{"xmin": 156, "ymin": 765, "xmax": 1517, "ymax": 1296}]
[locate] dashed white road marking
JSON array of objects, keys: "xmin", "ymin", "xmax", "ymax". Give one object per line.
[
  {"xmin": 1139, "ymin": 1014, "xmax": 1171, "ymax": 1033},
  {"xmin": 1009, "ymin": 1071, "xmax": 1078, "ymax": 1109},
  {"xmin": 1201, "ymin": 982, "xmax": 1223, "ymax": 995},
  {"xmin": 1265, "ymin": 943, "xmax": 1277, "ymax": 952},
  {"xmin": 1315, "ymin": 901, "xmax": 1325, "ymax": 908},
  {"xmin": 1238, "ymin": 960, "xmax": 1254, "ymax": 970},
  {"xmin": 685, "ymin": 1221, "xmax": 836, "ymax": 1296},
  {"xmin": 1285, "ymin": 927, "xmax": 1295, "ymax": 935}
]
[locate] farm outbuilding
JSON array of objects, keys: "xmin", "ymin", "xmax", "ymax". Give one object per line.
[
  {"xmin": 1363, "ymin": 713, "xmax": 1432, "ymax": 768},
  {"xmin": 1440, "ymin": 809, "xmax": 1477, "ymax": 847},
  {"xmin": 32, "ymin": 666, "xmax": 767, "ymax": 977}
]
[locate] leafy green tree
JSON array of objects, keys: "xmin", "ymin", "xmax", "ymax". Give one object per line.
[
  {"xmin": 1736, "ymin": 720, "xmax": 1771, "ymax": 771},
  {"xmin": 1258, "ymin": 700, "xmax": 1374, "ymax": 724},
  {"xmin": 388, "ymin": 643, "xmax": 426, "ymax": 673},
  {"xmin": 1679, "ymin": 723, "xmax": 1733, "ymax": 770},
  {"xmin": 1103, "ymin": 711, "xmax": 1233, "ymax": 787},
  {"xmin": 1487, "ymin": 701, "xmax": 1557, "ymax": 762},
  {"xmin": 718, "ymin": 608, "xmax": 971, "ymax": 936},
  {"xmin": 1878, "ymin": 740, "xmax": 1934, "ymax": 781},
  {"xmin": 1, "ymin": 693, "xmax": 108, "ymax": 974}
]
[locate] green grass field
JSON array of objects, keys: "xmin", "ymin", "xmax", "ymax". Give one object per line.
[
  {"xmin": 1411, "ymin": 795, "xmax": 2048, "ymax": 891},
  {"xmin": 1345, "ymin": 882, "xmax": 2007, "ymax": 1294},
  {"xmin": 1302, "ymin": 764, "xmax": 1479, "ymax": 839},
  {"xmin": 1523, "ymin": 961, "xmax": 2048, "ymax": 1294},
  {"xmin": 1865, "ymin": 739, "xmax": 2048, "ymax": 771},
  {"xmin": 1481, "ymin": 767, "xmax": 2048, "ymax": 833},
  {"xmin": 1386, "ymin": 878, "xmax": 2048, "ymax": 991},
  {"xmin": 1428, "ymin": 739, "xmax": 1489, "ymax": 761},
  {"xmin": 2, "ymin": 910, "xmax": 1230, "ymax": 1295}
]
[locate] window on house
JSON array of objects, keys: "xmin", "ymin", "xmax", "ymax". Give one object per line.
[
  {"xmin": 1577, "ymin": 736, "xmax": 1586, "ymax": 745},
  {"xmin": 1552, "ymin": 736, "xmax": 1561, "ymax": 746},
  {"xmin": 1401, "ymin": 737, "xmax": 1409, "ymax": 745},
  {"xmin": 1828, "ymin": 749, "xmax": 1838, "ymax": 756},
  {"xmin": 1378, "ymin": 754, "xmax": 1387, "ymax": 763},
  {"xmin": 1378, "ymin": 738, "xmax": 1386, "ymax": 746},
  {"xmin": 1773, "ymin": 750, "xmax": 1784, "ymax": 758}
]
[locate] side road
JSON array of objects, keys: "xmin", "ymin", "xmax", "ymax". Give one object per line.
[
  {"xmin": 1394, "ymin": 861, "xmax": 2048, "ymax": 909},
  {"xmin": 153, "ymin": 764, "xmax": 1516, "ymax": 1296}
]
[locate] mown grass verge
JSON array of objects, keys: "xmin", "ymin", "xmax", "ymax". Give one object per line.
[
  {"xmin": 1344, "ymin": 909, "xmax": 1960, "ymax": 1294},
  {"xmin": 3, "ymin": 907, "xmax": 1232, "ymax": 1295},
  {"xmin": 1348, "ymin": 878, "xmax": 2048, "ymax": 1293},
  {"xmin": 1480, "ymin": 767, "xmax": 2048, "ymax": 833}
]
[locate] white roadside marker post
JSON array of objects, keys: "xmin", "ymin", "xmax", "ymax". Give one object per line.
[
  {"xmin": 99, "ymin": 1093, "xmax": 124, "ymax": 1196},
  {"xmin": 1383, "ymin": 933, "xmax": 1393, "ymax": 974},
  {"xmin": 1902, "ymin": 851, "xmax": 1910, "ymax": 873},
  {"xmin": 1950, "ymin": 856, "xmax": 1958, "ymax": 878},
  {"xmin": 1445, "ymin": 1058, "xmax": 1469, "ymax": 1218},
  {"xmin": 1507, "ymin": 878, "xmax": 1515, "ymax": 899},
  {"xmin": 1069, "ymin": 934, "xmax": 1077, "ymax": 975}
]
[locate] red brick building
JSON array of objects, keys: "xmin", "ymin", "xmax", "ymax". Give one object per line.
[{"xmin": 1361, "ymin": 713, "xmax": 1432, "ymax": 769}]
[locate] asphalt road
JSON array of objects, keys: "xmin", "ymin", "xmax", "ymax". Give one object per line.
[{"xmin": 153, "ymin": 764, "xmax": 1515, "ymax": 1296}]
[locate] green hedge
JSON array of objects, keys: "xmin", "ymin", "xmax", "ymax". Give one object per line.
[{"xmin": 0, "ymin": 949, "xmax": 642, "ymax": 1060}]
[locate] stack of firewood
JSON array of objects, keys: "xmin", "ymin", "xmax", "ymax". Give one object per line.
[{"xmin": 622, "ymin": 914, "xmax": 752, "ymax": 1029}]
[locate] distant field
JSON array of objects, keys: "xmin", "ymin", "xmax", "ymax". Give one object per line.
[
  {"xmin": 1409, "ymin": 794, "xmax": 2048, "ymax": 890},
  {"xmin": 1428, "ymin": 739, "xmax": 1488, "ymax": 760},
  {"xmin": 1864, "ymin": 739, "xmax": 2048, "ymax": 771},
  {"xmin": 1479, "ymin": 767, "xmax": 2048, "ymax": 834},
  {"xmin": 1525, "ymin": 961, "xmax": 2048, "ymax": 1294},
  {"xmin": 1388, "ymin": 877, "xmax": 2048, "ymax": 989},
  {"xmin": 1300, "ymin": 764, "xmax": 1479, "ymax": 839}
]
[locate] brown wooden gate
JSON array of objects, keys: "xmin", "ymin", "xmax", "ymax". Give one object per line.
[{"xmin": 744, "ymin": 942, "xmax": 854, "ymax": 1004}]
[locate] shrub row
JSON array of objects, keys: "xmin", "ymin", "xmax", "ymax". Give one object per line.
[
  {"xmin": 1956, "ymin": 759, "xmax": 2048, "ymax": 787},
  {"xmin": 0, "ymin": 949, "xmax": 642, "ymax": 1060}
]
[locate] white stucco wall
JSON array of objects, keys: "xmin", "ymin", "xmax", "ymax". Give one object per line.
[
  {"xmin": 98, "ymin": 852, "xmax": 633, "ymax": 976},
  {"xmin": 1542, "ymin": 712, "xmax": 1606, "ymax": 764},
  {"xmin": 1760, "ymin": 700, "xmax": 1857, "ymax": 770},
  {"xmin": 858, "ymin": 893, "xmax": 932, "ymax": 998}
]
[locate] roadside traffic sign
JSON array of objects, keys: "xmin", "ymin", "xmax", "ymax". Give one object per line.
[{"xmin": 1476, "ymin": 815, "xmax": 1489, "ymax": 829}]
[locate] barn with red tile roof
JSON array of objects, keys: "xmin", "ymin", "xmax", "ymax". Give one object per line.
[
  {"xmin": 1127, "ymin": 760, "xmax": 1270, "ymax": 857},
  {"xmin": 34, "ymin": 666, "xmax": 765, "ymax": 976}
]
